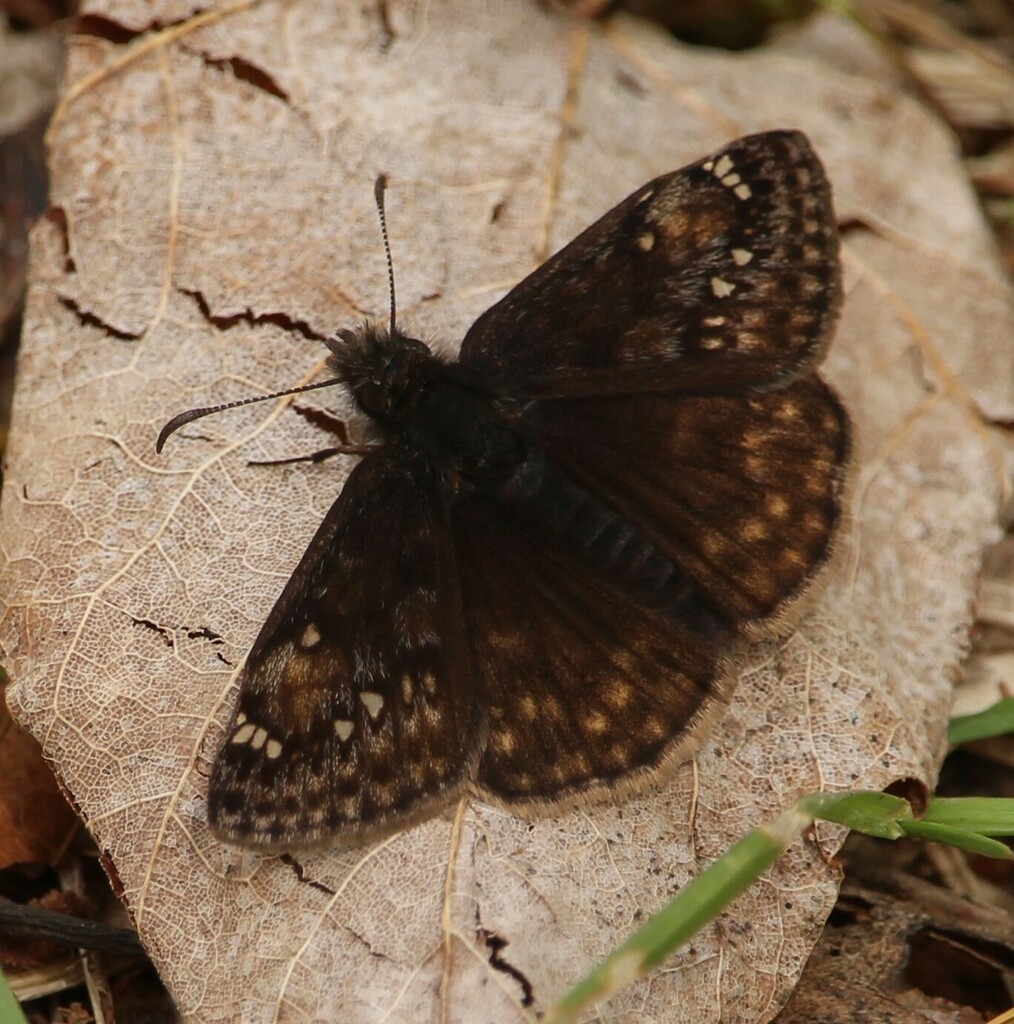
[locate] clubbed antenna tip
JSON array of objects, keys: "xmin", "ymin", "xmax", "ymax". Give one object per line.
[{"xmin": 155, "ymin": 377, "xmax": 344, "ymax": 453}]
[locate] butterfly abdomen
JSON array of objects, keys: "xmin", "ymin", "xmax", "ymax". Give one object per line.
[{"xmin": 482, "ymin": 449, "xmax": 727, "ymax": 638}]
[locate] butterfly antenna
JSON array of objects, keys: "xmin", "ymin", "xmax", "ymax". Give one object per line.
[
  {"xmin": 156, "ymin": 377, "xmax": 345, "ymax": 453},
  {"xmin": 374, "ymin": 174, "xmax": 397, "ymax": 334}
]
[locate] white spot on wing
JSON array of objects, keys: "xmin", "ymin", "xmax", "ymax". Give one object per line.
[
  {"xmin": 714, "ymin": 154, "xmax": 734, "ymax": 178},
  {"xmin": 710, "ymin": 276, "xmax": 735, "ymax": 298},
  {"xmin": 360, "ymin": 691, "xmax": 384, "ymax": 720},
  {"xmin": 231, "ymin": 723, "xmax": 256, "ymax": 745},
  {"xmin": 334, "ymin": 719, "xmax": 354, "ymax": 742},
  {"xmin": 266, "ymin": 738, "xmax": 283, "ymax": 760},
  {"xmin": 732, "ymin": 248, "xmax": 754, "ymax": 266},
  {"xmin": 300, "ymin": 623, "xmax": 322, "ymax": 648}
]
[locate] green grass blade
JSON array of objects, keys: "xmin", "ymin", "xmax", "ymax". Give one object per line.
[
  {"xmin": 0, "ymin": 970, "xmax": 29, "ymax": 1024},
  {"xmin": 948, "ymin": 697, "xmax": 1014, "ymax": 745},
  {"xmin": 920, "ymin": 797, "xmax": 1014, "ymax": 836},
  {"xmin": 800, "ymin": 791, "xmax": 911, "ymax": 837},
  {"xmin": 901, "ymin": 821, "xmax": 1013, "ymax": 858}
]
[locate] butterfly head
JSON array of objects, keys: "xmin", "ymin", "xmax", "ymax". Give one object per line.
[{"xmin": 326, "ymin": 321, "xmax": 435, "ymax": 424}]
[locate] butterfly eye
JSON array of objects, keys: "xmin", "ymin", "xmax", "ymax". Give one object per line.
[{"xmin": 356, "ymin": 379, "xmax": 389, "ymax": 416}]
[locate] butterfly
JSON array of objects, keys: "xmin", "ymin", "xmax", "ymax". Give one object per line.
[{"xmin": 159, "ymin": 130, "xmax": 851, "ymax": 849}]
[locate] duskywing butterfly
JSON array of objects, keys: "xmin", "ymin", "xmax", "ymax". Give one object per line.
[{"xmin": 158, "ymin": 130, "xmax": 850, "ymax": 849}]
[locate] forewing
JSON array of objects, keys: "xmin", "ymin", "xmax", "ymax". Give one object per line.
[
  {"xmin": 448, "ymin": 496, "xmax": 730, "ymax": 808},
  {"xmin": 209, "ymin": 450, "xmax": 478, "ymax": 848},
  {"xmin": 459, "ymin": 130, "xmax": 840, "ymax": 396},
  {"xmin": 529, "ymin": 375, "xmax": 851, "ymax": 626}
]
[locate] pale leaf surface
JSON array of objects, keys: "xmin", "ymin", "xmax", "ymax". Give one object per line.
[{"xmin": 1, "ymin": 4, "xmax": 1010, "ymax": 1022}]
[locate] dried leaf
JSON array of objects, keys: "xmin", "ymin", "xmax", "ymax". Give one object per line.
[{"xmin": 1, "ymin": 4, "xmax": 1010, "ymax": 1022}]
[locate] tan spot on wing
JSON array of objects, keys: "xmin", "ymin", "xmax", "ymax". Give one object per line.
[
  {"xmin": 766, "ymin": 495, "xmax": 791, "ymax": 520},
  {"xmin": 491, "ymin": 730, "xmax": 516, "ymax": 754},
  {"xmin": 250, "ymin": 727, "xmax": 268, "ymax": 751},
  {"xmin": 642, "ymin": 716, "xmax": 666, "ymax": 742},
  {"xmin": 542, "ymin": 695, "xmax": 564, "ymax": 724},
  {"xmin": 790, "ymin": 307, "xmax": 818, "ymax": 331},
  {"xmin": 584, "ymin": 710, "xmax": 609, "ymax": 736},
  {"xmin": 741, "ymin": 518, "xmax": 770, "ymax": 542},
  {"xmin": 421, "ymin": 702, "xmax": 445, "ymax": 728},
  {"xmin": 781, "ymin": 549, "xmax": 806, "ymax": 571},
  {"xmin": 607, "ymin": 742, "xmax": 632, "ymax": 770},
  {"xmin": 334, "ymin": 795, "xmax": 361, "ymax": 820},
  {"xmin": 613, "ymin": 650, "xmax": 637, "ymax": 673},
  {"xmin": 744, "ymin": 454, "xmax": 772, "ymax": 480},
  {"xmin": 401, "ymin": 675, "xmax": 414, "ymax": 704},
  {"xmin": 300, "ymin": 623, "xmax": 322, "ymax": 648},
  {"xmin": 265, "ymin": 739, "xmax": 283, "ymax": 760},
  {"xmin": 334, "ymin": 719, "xmax": 354, "ymax": 742},
  {"xmin": 701, "ymin": 533, "xmax": 727, "ymax": 556},
  {"xmin": 605, "ymin": 680, "xmax": 633, "ymax": 712}
]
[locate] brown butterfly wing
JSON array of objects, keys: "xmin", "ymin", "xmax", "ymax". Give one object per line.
[
  {"xmin": 526, "ymin": 377, "xmax": 851, "ymax": 627},
  {"xmin": 459, "ymin": 130, "xmax": 840, "ymax": 397},
  {"xmin": 208, "ymin": 450, "xmax": 479, "ymax": 848},
  {"xmin": 459, "ymin": 129, "xmax": 849, "ymax": 629},
  {"xmin": 446, "ymin": 495, "xmax": 729, "ymax": 808}
]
